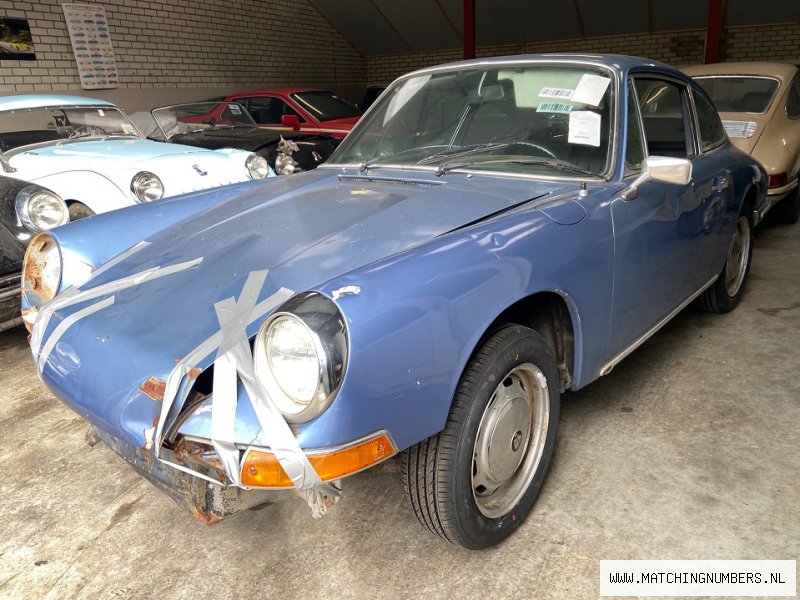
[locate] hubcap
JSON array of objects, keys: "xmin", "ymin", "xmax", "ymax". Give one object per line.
[
  {"xmin": 471, "ymin": 363, "xmax": 550, "ymax": 519},
  {"xmin": 725, "ymin": 216, "xmax": 751, "ymax": 297}
]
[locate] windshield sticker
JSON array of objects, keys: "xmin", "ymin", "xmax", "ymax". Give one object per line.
[
  {"xmin": 121, "ymin": 123, "xmax": 138, "ymax": 136},
  {"xmin": 568, "ymin": 111, "xmax": 601, "ymax": 147},
  {"xmin": 539, "ymin": 87, "xmax": 574, "ymax": 100},
  {"xmin": 571, "ymin": 74, "xmax": 611, "ymax": 106},
  {"xmin": 229, "ymin": 104, "xmax": 242, "ymax": 114},
  {"xmin": 97, "ymin": 109, "xmax": 105, "ymax": 117},
  {"xmin": 537, "ymin": 102, "xmax": 573, "ymax": 114}
]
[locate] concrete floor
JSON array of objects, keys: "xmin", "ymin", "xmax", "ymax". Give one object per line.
[{"xmin": 0, "ymin": 220, "xmax": 798, "ymax": 600}]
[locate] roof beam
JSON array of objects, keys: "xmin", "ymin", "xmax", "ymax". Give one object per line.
[
  {"xmin": 435, "ymin": 0, "xmax": 463, "ymax": 44},
  {"xmin": 704, "ymin": 0, "xmax": 724, "ymax": 63},
  {"xmin": 464, "ymin": 0, "xmax": 475, "ymax": 59},
  {"xmin": 573, "ymin": 0, "xmax": 587, "ymax": 39},
  {"xmin": 369, "ymin": 0, "xmax": 413, "ymax": 51}
]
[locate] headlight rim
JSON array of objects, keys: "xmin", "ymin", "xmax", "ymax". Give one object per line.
[
  {"xmin": 15, "ymin": 185, "xmax": 69, "ymax": 232},
  {"xmin": 253, "ymin": 294, "xmax": 348, "ymax": 424},
  {"xmin": 130, "ymin": 171, "xmax": 164, "ymax": 202},
  {"xmin": 274, "ymin": 152, "xmax": 300, "ymax": 176},
  {"xmin": 245, "ymin": 153, "xmax": 270, "ymax": 179},
  {"xmin": 22, "ymin": 232, "xmax": 63, "ymax": 309}
]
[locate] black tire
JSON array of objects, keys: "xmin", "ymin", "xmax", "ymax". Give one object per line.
[
  {"xmin": 68, "ymin": 202, "xmax": 95, "ymax": 221},
  {"xmin": 772, "ymin": 186, "xmax": 800, "ymax": 225},
  {"xmin": 697, "ymin": 210, "xmax": 753, "ymax": 314},
  {"xmin": 402, "ymin": 324, "xmax": 560, "ymax": 549}
]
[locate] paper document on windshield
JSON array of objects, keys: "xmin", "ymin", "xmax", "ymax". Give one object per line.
[
  {"xmin": 568, "ymin": 111, "xmax": 601, "ymax": 147},
  {"xmin": 571, "ymin": 74, "xmax": 610, "ymax": 106}
]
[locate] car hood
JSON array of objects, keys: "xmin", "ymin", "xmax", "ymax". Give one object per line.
[
  {"xmin": 9, "ymin": 138, "xmax": 244, "ymax": 169},
  {"xmin": 38, "ymin": 168, "xmax": 577, "ymax": 449},
  {"xmin": 168, "ymin": 127, "xmax": 283, "ymax": 152}
]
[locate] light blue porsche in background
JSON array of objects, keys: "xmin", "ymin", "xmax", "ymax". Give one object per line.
[
  {"xmin": 21, "ymin": 55, "xmax": 767, "ymax": 549},
  {"xmin": 0, "ymin": 95, "xmax": 273, "ymax": 220}
]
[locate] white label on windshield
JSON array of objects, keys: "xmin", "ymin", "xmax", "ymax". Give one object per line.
[
  {"xmin": 230, "ymin": 105, "xmax": 242, "ymax": 114},
  {"xmin": 537, "ymin": 102, "xmax": 573, "ymax": 114},
  {"xmin": 568, "ymin": 111, "xmax": 601, "ymax": 147},
  {"xmin": 539, "ymin": 87, "xmax": 574, "ymax": 100},
  {"xmin": 98, "ymin": 109, "xmax": 105, "ymax": 116},
  {"xmin": 571, "ymin": 74, "xmax": 611, "ymax": 106}
]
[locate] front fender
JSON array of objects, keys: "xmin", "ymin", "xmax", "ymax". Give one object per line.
[{"xmin": 32, "ymin": 171, "xmax": 131, "ymax": 214}]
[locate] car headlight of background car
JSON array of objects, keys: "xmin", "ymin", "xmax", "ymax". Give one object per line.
[
  {"xmin": 22, "ymin": 233, "xmax": 62, "ymax": 309},
  {"xmin": 131, "ymin": 171, "xmax": 164, "ymax": 202},
  {"xmin": 253, "ymin": 293, "xmax": 348, "ymax": 423},
  {"xmin": 15, "ymin": 186, "xmax": 69, "ymax": 232},
  {"xmin": 274, "ymin": 152, "xmax": 300, "ymax": 176},
  {"xmin": 246, "ymin": 154, "xmax": 270, "ymax": 179}
]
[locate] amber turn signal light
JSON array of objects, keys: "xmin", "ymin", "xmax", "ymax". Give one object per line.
[{"xmin": 241, "ymin": 432, "xmax": 395, "ymax": 488}]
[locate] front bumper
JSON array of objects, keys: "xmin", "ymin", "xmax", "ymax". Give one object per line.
[
  {"xmin": 90, "ymin": 425, "xmax": 285, "ymax": 523},
  {"xmin": 0, "ymin": 271, "xmax": 21, "ymax": 332}
]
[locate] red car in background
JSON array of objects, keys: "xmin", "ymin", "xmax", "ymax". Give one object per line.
[{"xmin": 209, "ymin": 88, "xmax": 360, "ymax": 139}]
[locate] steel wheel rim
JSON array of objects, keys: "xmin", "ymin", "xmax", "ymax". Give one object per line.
[
  {"xmin": 725, "ymin": 216, "xmax": 750, "ymax": 297},
  {"xmin": 471, "ymin": 363, "xmax": 550, "ymax": 519}
]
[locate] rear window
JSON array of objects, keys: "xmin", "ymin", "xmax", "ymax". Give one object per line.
[
  {"xmin": 291, "ymin": 91, "xmax": 359, "ymax": 121},
  {"xmin": 693, "ymin": 76, "xmax": 779, "ymax": 114}
]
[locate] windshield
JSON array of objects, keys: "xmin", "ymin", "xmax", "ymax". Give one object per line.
[
  {"xmin": 330, "ymin": 64, "xmax": 614, "ymax": 177},
  {"xmin": 0, "ymin": 105, "xmax": 140, "ymax": 152},
  {"xmin": 291, "ymin": 91, "xmax": 360, "ymax": 121},
  {"xmin": 694, "ymin": 76, "xmax": 780, "ymax": 114},
  {"xmin": 151, "ymin": 102, "xmax": 256, "ymax": 139}
]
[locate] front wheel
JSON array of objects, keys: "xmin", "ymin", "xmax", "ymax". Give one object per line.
[
  {"xmin": 68, "ymin": 202, "xmax": 95, "ymax": 221},
  {"xmin": 402, "ymin": 324, "xmax": 560, "ymax": 549},
  {"xmin": 697, "ymin": 212, "xmax": 753, "ymax": 314}
]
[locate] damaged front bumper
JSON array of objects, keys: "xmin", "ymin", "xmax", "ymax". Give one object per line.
[{"xmin": 88, "ymin": 425, "xmax": 287, "ymax": 523}]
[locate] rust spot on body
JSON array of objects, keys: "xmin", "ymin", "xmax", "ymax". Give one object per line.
[
  {"xmin": 188, "ymin": 367, "xmax": 201, "ymax": 380},
  {"xmin": 140, "ymin": 376, "xmax": 166, "ymax": 401}
]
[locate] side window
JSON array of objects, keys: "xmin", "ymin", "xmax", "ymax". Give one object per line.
[
  {"xmin": 693, "ymin": 90, "xmax": 727, "ymax": 151},
  {"xmin": 786, "ymin": 78, "xmax": 800, "ymax": 119},
  {"xmin": 625, "ymin": 81, "xmax": 646, "ymax": 173},
  {"xmin": 245, "ymin": 96, "xmax": 304, "ymax": 125},
  {"xmin": 634, "ymin": 78, "xmax": 694, "ymax": 158}
]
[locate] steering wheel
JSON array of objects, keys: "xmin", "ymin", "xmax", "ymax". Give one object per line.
[
  {"xmin": 68, "ymin": 125, "xmax": 112, "ymax": 139},
  {"xmin": 510, "ymin": 141, "xmax": 558, "ymax": 159}
]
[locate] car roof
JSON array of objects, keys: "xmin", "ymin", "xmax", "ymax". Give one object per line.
[
  {"xmin": 227, "ymin": 88, "xmax": 328, "ymax": 97},
  {"xmin": 0, "ymin": 94, "xmax": 116, "ymax": 112},
  {"xmin": 683, "ymin": 62, "xmax": 798, "ymax": 83},
  {"xmin": 401, "ymin": 53, "xmax": 678, "ymax": 79}
]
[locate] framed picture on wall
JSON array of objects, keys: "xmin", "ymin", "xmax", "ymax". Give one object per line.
[{"xmin": 0, "ymin": 18, "xmax": 35, "ymax": 60}]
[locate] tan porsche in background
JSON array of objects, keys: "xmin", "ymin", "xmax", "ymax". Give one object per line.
[{"xmin": 684, "ymin": 62, "xmax": 800, "ymax": 224}]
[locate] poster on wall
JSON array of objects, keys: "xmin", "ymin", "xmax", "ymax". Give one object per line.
[
  {"xmin": 0, "ymin": 18, "xmax": 35, "ymax": 60},
  {"xmin": 62, "ymin": 3, "xmax": 119, "ymax": 90}
]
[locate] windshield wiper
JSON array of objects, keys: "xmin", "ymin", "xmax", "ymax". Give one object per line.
[
  {"xmin": 358, "ymin": 144, "xmax": 452, "ymax": 172},
  {"xmin": 416, "ymin": 142, "xmax": 511, "ymax": 165},
  {"xmin": 435, "ymin": 157, "xmax": 601, "ymax": 177}
]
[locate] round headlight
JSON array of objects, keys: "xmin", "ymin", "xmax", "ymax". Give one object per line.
[
  {"xmin": 254, "ymin": 294, "xmax": 348, "ymax": 423},
  {"xmin": 274, "ymin": 153, "xmax": 299, "ymax": 176},
  {"xmin": 22, "ymin": 233, "xmax": 62, "ymax": 309},
  {"xmin": 131, "ymin": 172, "xmax": 164, "ymax": 202},
  {"xmin": 246, "ymin": 154, "xmax": 270, "ymax": 179},
  {"xmin": 15, "ymin": 186, "xmax": 69, "ymax": 232}
]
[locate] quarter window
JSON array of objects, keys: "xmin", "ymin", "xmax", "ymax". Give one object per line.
[
  {"xmin": 693, "ymin": 90, "xmax": 727, "ymax": 151},
  {"xmin": 634, "ymin": 78, "xmax": 693, "ymax": 158},
  {"xmin": 244, "ymin": 96, "xmax": 304, "ymax": 125}
]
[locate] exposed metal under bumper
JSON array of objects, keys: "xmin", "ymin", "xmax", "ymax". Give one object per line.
[
  {"xmin": 753, "ymin": 194, "xmax": 772, "ymax": 226},
  {"xmin": 91, "ymin": 426, "xmax": 286, "ymax": 523},
  {"xmin": 0, "ymin": 271, "xmax": 21, "ymax": 332}
]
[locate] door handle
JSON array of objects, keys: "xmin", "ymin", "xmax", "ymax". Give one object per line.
[{"xmin": 712, "ymin": 176, "xmax": 728, "ymax": 192}]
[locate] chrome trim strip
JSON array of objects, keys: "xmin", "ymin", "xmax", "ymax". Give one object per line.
[{"xmin": 600, "ymin": 274, "xmax": 718, "ymax": 376}]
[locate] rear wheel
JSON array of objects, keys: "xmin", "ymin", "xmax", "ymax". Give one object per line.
[
  {"xmin": 402, "ymin": 324, "xmax": 560, "ymax": 549},
  {"xmin": 68, "ymin": 202, "xmax": 95, "ymax": 221},
  {"xmin": 697, "ymin": 212, "xmax": 753, "ymax": 313}
]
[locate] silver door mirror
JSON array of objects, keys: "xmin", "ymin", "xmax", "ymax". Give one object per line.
[{"xmin": 621, "ymin": 155, "xmax": 693, "ymax": 201}]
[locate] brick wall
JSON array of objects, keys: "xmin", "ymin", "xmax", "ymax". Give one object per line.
[
  {"xmin": 0, "ymin": 0, "xmax": 364, "ymax": 110},
  {"xmin": 366, "ymin": 22, "xmax": 800, "ymax": 85}
]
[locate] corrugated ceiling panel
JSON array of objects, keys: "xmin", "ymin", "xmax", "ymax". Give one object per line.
[
  {"xmin": 725, "ymin": 0, "xmax": 800, "ymax": 26},
  {"xmin": 374, "ymin": 0, "xmax": 462, "ymax": 51},
  {"xmin": 311, "ymin": 0, "xmax": 408, "ymax": 55},
  {"xmin": 578, "ymin": 0, "xmax": 648, "ymax": 37},
  {"xmin": 651, "ymin": 0, "xmax": 709, "ymax": 31},
  {"xmin": 475, "ymin": 0, "xmax": 581, "ymax": 45}
]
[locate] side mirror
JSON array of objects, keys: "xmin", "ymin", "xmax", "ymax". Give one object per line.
[
  {"xmin": 621, "ymin": 156, "xmax": 693, "ymax": 201},
  {"xmin": 281, "ymin": 114, "xmax": 301, "ymax": 131}
]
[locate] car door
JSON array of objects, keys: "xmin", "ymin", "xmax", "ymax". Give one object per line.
[
  {"xmin": 241, "ymin": 95, "xmax": 310, "ymax": 132},
  {"xmin": 607, "ymin": 76, "xmax": 726, "ymax": 358}
]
